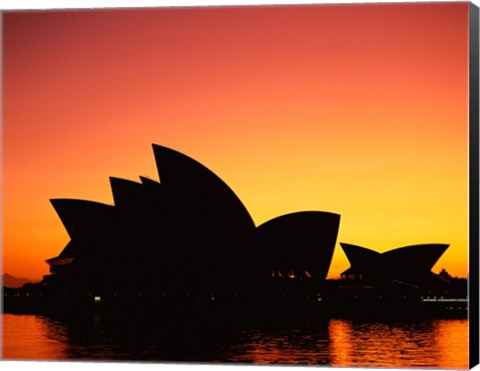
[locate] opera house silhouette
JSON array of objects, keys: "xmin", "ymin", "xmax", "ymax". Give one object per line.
[
  {"xmin": 340, "ymin": 243, "xmax": 449, "ymax": 287},
  {"xmin": 322, "ymin": 242, "xmax": 466, "ymax": 315},
  {"xmin": 42, "ymin": 144, "xmax": 341, "ymax": 305},
  {"xmin": 5, "ymin": 144, "xmax": 465, "ymax": 318}
]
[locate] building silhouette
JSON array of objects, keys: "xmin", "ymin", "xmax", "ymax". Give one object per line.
[
  {"xmin": 254, "ymin": 212, "xmax": 339, "ymax": 282},
  {"xmin": 42, "ymin": 144, "xmax": 341, "ymax": 302},
  {"xmin": 4, "ymin": 145, "xmax": 465, "ymax": 318},
  {"xmin": 339, "ymin": 243, "xmax": 451, "ymax": 293}
]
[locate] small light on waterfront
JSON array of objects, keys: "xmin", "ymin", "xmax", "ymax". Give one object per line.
[{"xmin": 94, "ymin": 296, "xmax": 101, "ymax": 303}]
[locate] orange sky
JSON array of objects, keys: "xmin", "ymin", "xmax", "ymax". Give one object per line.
[{"xmin": 2, "ymin": 3, "xmax": 470, "ymax": 281}]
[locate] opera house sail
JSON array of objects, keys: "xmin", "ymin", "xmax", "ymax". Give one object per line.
[
  {"xmin": 335, "ymin": 243, "xmax": 464, "ymax": 303},
  {"xmin": 340, "ymin": 243, "xmax": 449, "ymax": 285},
  {"xmin": 254, "ymin": 212, "xmax": 340, "ymax": 283},
  {"xmin": 40, "ymin": 144, "xmax": 341, "ymax": 307}
]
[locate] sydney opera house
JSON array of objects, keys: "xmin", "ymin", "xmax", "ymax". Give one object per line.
[
  {"xmin": 4, "ymin": 144, "xmax": 463, "ymax": 316},
  {"xmin": 41, "ymin": 144, "xmax": 341, "ymax": 304}
]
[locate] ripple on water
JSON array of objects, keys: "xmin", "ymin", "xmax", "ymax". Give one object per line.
[{"xmin": 1, "ymin": 314, "xmax": 469, "ymax": 368}]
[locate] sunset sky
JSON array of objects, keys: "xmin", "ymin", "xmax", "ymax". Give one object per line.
[{"xmin": 2, "ymin": 3, "xmax": 470, "ymax": 281}]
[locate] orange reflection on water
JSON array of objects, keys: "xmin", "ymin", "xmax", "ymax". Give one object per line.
[
  {"xmin": 328, "ymin": 318, "xmax": 468, "ymax": 369},
  {"xmin": 2, "ymin": 314, "xmax": 68, "ymax": 360},
  {"xmin": 433, "ymin": 319, "xmax": 469, "ymax": 369},
  {"xmin": 1, "ymin": 314, "xmax": 469, "ymax": 367},
  {"xmin": 327, "ymin": 319, "xmax": 354, "ymax": 366}
]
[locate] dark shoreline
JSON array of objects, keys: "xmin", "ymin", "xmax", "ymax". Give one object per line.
[{"xmin": 3, "ymin": 289, "xmax": 467, "ymax": 320}]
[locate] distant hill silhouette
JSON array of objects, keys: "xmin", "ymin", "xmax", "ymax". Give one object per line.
[{"xmin": 2, "ymin": 274, "xmax": 36, "ymax": 288}]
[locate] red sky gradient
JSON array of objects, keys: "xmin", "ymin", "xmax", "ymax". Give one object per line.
[{"xmin": 2, "ymin": 3, "xmax": 470, "ymax": 281}]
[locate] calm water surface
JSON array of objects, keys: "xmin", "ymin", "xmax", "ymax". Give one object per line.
[{"xmin": 1, "ymin": 313, "xmax": 468, "ymax": 368}]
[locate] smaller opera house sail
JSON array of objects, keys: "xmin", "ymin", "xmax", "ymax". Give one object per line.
[
  {"xmin": 339, "ymin": 243, "xmax": 449, "ymax": 288},
  {"xmin": 44, "ymin": 144, "xmax": 341, "ymax": 299}
]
